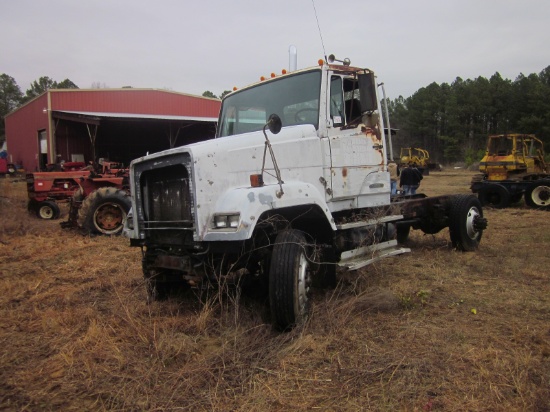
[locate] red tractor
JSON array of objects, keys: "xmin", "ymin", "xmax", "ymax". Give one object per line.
[
  {"xmin": 26, "ymin": 162, "xmax": 91, "ymax": 219},
  {"xmin": 27, "ymin": 160, "xmax": 131, "ymax": 235},
  {"xmin": 63, "ymin": 164, "xmax": 131, "ymax": 235}
]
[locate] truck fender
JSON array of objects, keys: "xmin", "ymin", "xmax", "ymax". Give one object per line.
[{"xmin": 201, "ymin": 182, "xmax": 336, "ymax": 241}]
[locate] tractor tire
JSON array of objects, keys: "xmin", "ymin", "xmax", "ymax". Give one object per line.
[
  {"xmin": 36, "ymin": 201, "xmax": 61, "ymax": 220},
  {"xmin": 449, "ymin": 195, "xmax": 484, "ymax": 251},
  {"xmin": 524, "ymin": 182, "xmax": 550, "ymax": 210},
  {"xmin": 477, "ymin": 184, "xmax": 510, "ymax": 208},
  {"xmin": 269, "ymin": 229, "xmax": 312, "ymax": 330},
  {"xmin": 78, "ymin": 187, "xmax": 131, "ymax": 235}
]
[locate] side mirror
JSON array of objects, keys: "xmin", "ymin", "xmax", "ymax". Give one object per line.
[
  {"xmin": 266, "ymin": 113, "xmax": 282, "ymax": 134},
  {"xmin": 358, "ymin": 72, "xmax": 378, "ymax": 112}
]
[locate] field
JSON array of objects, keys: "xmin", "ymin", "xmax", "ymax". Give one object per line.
[{"xmin": 0, "ymin": 171, "xmax": 549, "ymax": 411}]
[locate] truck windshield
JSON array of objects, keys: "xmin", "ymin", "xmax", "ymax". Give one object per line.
[{"xmin": 217, "ymin": 70, "xmax": 322, "ymax": 137}]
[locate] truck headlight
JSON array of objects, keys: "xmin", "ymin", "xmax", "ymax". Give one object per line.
[{"xmin": 213, "ymin": 213, "xmax": 240, "ymax": 229}]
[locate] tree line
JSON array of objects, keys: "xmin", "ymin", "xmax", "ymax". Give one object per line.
[
  {"xmin": 386, "ymin": 66, "xmax": 550, "ymax": 165},
  {"xmin": 2, "ymin": 67, "xmax": 550, "ymax": 165},
  {"xmin": 0, "ymin": 75, "xmax": 79, "ymax": 139}
]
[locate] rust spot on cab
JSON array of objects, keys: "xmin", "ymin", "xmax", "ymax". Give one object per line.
[{"xmin": 342, "ymin": 167, "xmax": 348, "ymax": 178}]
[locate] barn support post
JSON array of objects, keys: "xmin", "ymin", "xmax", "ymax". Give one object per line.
[
  {"xmin": 86, "ymin": 123, "xmax": 99, "ymax": 165},
  {"xmin": 46, "ymin": 91, "xmax": 55, "ymax": 165}
]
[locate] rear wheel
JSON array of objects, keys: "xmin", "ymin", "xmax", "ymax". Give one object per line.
[
  {"xmin": 524, "ymin": 182, "xmax": 550, "ymax": 210},
  {"xmin": 36, "ymin": 201, "xmax": 60, "ymax": 220},
  {"xmin": 449, "ymin": 195, "xmax": 485, "ymax": 251},
  {"xmin": 269, "ymin": 229, "xmax": 312, "ymax": 330},
  {"xmin": 477, "ymin": 184, "xmax": 510, "ymax": 208},
  {"xmin": 78, "ymin": 187, "xmax": 131, "ymax": 235}
]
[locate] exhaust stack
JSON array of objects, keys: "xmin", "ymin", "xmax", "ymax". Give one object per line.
[{"xmin": 289, "ymin": 45, "xmax": 297, "ymax": 72}]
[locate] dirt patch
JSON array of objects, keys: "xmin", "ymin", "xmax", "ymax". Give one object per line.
[{"xmin": 1, "ymin": 171, "xmax": 549, "ymax": 411}]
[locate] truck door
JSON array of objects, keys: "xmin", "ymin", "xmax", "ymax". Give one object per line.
[{"xmin": 324, "ymin": 74, "xmax": 386, "ymax": 208}]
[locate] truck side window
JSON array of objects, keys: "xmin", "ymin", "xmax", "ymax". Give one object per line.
[
  {"xmin": 330, "ymin": 76, "xmax": 344, "ymax": 126},
  {"xmin": 343, "ymin": 78, "xmax": 362, "ymax": 125}
]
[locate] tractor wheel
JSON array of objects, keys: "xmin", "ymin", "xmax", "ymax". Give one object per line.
[
  {"xmin": 78, "ymin": 187, "xmax": 131, "ymax": 235},
  {"xmin": 36, "ymin": 201, "xmax": 61, "ymax": 220},
  {"xmin": 269, "ymin": 229, "xmax": 312, "ymax": 330},
  {"xmin": 449, "ymin": 195, "xmax": 485, "ymax": 251},
  {"xmin": 477, "ymin": 184, "xmax": 510, "ymax": 208},
  {"xmin": 524, "ymin": 182, "xmax": 550, "ymax": 210}
]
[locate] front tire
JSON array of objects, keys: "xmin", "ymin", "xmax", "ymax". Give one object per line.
[
  {"xmin": 269, "ymin": 230, "xmax": 312, "ymax": 330},
  {"xmin": 78, "ymin": 187, "xmax": 131, "ymax": 235},
  {"xmin": 449, "ymin": 195, "xmax": 485, "ymax": 251},
  {"xmin": 524, "ymin": 182, "xmax": 550, "ymax": 210},
  {"xmin": 36, "ymin": 201, "xmax": 61, "ymax": 220}
]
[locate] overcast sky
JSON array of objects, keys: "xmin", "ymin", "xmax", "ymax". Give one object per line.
[{"xmin": 2, "ymin": 0, "xmax": 549, "ymax": 101}]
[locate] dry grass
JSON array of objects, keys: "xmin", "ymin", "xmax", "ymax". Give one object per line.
[{"xmin": 0, "ymin": 170, "xmax": 549, "ymax": 411}]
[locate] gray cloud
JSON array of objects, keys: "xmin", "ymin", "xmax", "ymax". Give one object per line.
[{"xmin": 2, "ymin": 0, "xmax": 549, "ymax": 99}]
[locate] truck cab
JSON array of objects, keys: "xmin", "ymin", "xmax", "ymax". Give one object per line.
[{"xmin": 125, "ymin": 56, "xmax": 486, "ymax": 330}]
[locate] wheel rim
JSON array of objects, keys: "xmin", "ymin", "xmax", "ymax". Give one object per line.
[
  {"xmin": 297, "ymin": 252, "xmax": 311, "ymax": 315},
  {"xmin": 93, "ymin": 202, "xmax": 126, "ymax": 234},
  {"xmin": 531, "ymin": 185, "xmax": 550, "ymax": 206},
  {"xmin": 465, "ymin": 206, "xmax": 481, "ymax": 240},
  {"xmin": 39, "ymin": 206, "xmax": 54, "ymax": 219}
]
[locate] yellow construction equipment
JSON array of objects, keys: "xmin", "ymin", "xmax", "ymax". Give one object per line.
[
  {"xmin": 471, "ymin": 134, "xmax": 550, "ymax": 209},
  {"xmin": 399, "ymin": 147, "xmax": 439, "ymax": 175}
]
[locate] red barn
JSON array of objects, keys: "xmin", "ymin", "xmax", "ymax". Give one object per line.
[{"xmin": 4, "ymin": 88, "xmax": 221, "ymax": 171}]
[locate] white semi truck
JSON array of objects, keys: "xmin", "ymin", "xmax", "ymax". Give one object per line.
[{"xmin": 124, "ymin": 55, "xmax": 487, "ymax": 330}]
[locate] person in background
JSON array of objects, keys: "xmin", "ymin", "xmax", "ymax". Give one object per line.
[
  {"xmin": 399, "ymin": 163, "xmax": 423, "ymax": 195},
  {"xmin": 387, "ymin": 159, "xmax": 400, "ymax": 195}
]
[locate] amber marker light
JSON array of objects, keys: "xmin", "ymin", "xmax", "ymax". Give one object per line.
[
  {"xmin": 260, "ymin": 76, "xmax": 266, "ymax": 81},
  {"xmin": 271, "ymin": 73, "xmax": 276, "ymax": 78},
  {"xmin": 318, "ymin": 59, "xmax": 324, "ymax": 66},
  {"xmin": 233, "ymin": 86, "xmax": 238, "ymax": 91},
  {"xmin": 281, "ymin": 69, "xmax": 287, "ymax": 74}
]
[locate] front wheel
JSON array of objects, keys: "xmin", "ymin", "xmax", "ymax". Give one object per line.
[
  {"xmin": 449, "ymin": 195, "xmax": 486, "ymax": 251},
  {"xmin": 524, "ymin": 182, "xmax": 550, "ymax": 210},
  {"xmin": 78, "ymin": 187, "xmax": 131, "ymax": 235},
  {"xmin": 269, "ymin": 230, "xmax": 312, "ymax": 330},
  {"xmin": 36, "ymin": 201, "xmax": 61, "ymax": 220}
]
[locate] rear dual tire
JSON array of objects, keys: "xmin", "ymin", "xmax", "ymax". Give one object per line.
[{"xmin": 477, "ymin": 184, "xmax": 510, "ymax": 209}]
